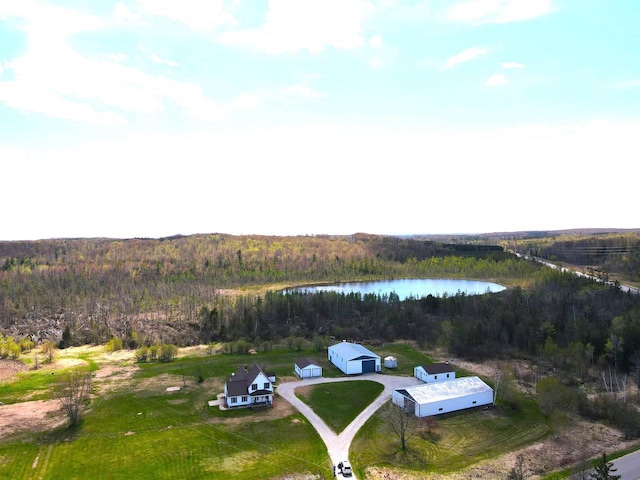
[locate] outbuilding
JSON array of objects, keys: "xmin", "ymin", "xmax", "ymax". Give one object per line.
[
  {"xmin": 392, "ymin": 376, "xmax": 493, "ymax": 417},
  {"xmin": 414, "ymin": 362, "xmax": 455, "ymax": 383},
  {"xmin": 384, "ymin": 356, "xmax": 398, "ymax": 369},
  {"xmin": 295, "ymin": 358, "xmax": 323, "ymax": 378},
  {"xmin": 328, "ymin": 341, "xmax": 381, "ymax": 375}
]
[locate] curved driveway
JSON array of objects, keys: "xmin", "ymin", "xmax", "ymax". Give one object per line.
[{"xmin": 276, "ymin": 373, "xmax": 422, "ymax": 478}]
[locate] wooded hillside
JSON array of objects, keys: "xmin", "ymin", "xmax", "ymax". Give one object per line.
[{"xmin": 2, "ymin": 232, "xmax": 640, "ymax": 379}]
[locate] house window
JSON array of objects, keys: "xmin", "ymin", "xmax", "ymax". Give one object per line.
[
  {"xmin": 434, "ymin": 375, "xmax": 438, "ymax": 380},
  {"xmin": 438, "ymin": 407, "xmax": 443, "ymax": 411},
  {"xmin": 263, "ymin": 382, "xmax": 270, "ymax": 389},
  {"xmin": 251, "ymin": 383, "xmax": 257, "ymax": 390},
  {"xmin": 446, "ymin": 374, "xmax": 450, "ymax": 378},
  {"xmin": 230, "ymin": 397, "xmax": 236, "ymax": 404},
  {"xmin": 242, "ymin": 396, "xmax": 248, "ymax": 402},
  {"xmin": 472, "ymin": 401, "xmax": 477, "ymax": 404}
]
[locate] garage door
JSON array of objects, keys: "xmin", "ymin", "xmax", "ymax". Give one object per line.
[{"xmin": 362, "ymin": 359, "xmax": 376, "ymax": 373}]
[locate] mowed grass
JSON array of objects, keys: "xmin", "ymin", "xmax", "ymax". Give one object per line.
[
  {"xmin": 0, "ymin": 343, "xmax": 551, "ymax": 479},
  {"xmin": 296, "ymin": 381, "xmax": 384, "ymax": 433},
  {"xmin": 0, "ymin": 385, "xmax": 331, "ymax": 479},
  {"xmin": 352, "ymin": 397, "xmax": 550, "ymax": 476}
]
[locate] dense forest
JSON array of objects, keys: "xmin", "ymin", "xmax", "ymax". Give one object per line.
[{"xmin": 2, "ymin": 232, "xmax": 640, "ymax": 380}]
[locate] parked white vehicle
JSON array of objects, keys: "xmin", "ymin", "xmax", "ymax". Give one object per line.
[{"xmin": 338, "ymin": 460, "xmax": 352, "ymax": 476}]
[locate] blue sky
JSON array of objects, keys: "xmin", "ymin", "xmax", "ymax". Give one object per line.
[{"xmin": 1, "ymin": 0, "xmax": 638, "ymax": 240}]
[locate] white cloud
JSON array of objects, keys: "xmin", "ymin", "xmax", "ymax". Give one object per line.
[
  {"xmin": 485, "ymin": 73, "xmax": 507, "ymax": 86},
  {"xmin": 136, "ymin": 0, "xmax": 237, "ymax": 32},
  {"xmin": 0, "ymin": 2, "xmax": 254, "ymax": 125},
  {"xmin": 618, "ymin": 80, "xmax": 640, "ymax": 87},
  {"xmin": 501, "ymin": 61, "xmax": 524, "ymax": 69},
  {"xmin": 448, "ymin": 0, "xmax": 554, "ymax": 24},
  {"xmin": 442, "ymin": 47, "xmax": 487, "ymax": 69},
  {"xmin": 114, "ymin": 2, "xmax": 138, "ymax": 21},
  {"xmin": 280, "ymin": 84, "xmax": 325, "ymax": 99},
  {"xmin": 369, "ymin": 34, "xmax": 382, "ymax": 49},
  {"xmin": 218, "ymin": 0, "xmax": 373, "ymax": 54}
]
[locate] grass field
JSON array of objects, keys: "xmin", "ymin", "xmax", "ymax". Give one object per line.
[
  {"xmin": 296, "ymin": 381, "xmax": 384, "ymax": 433},
  {"xmin": 0, "ymin": 342, "xmax": 560, "ymax": 479},
  {"xmin": 352, "ymin": 395, "xmax": 551, "ymax": 477}
]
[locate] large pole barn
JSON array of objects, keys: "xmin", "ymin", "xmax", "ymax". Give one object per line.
[
  {"xmin": 392, "ymin": 376, "xmax": 493, "ymax": 417},
  {"xmin": 328, "ymin": 341, "xmax": 381, "ymax": 375}
]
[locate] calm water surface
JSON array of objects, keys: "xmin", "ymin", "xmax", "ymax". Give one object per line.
[{"xmin": 288, "ymin": 278, "xmax": 505, "ymax": 300}]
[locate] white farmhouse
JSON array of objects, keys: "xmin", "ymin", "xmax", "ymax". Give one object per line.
[
  {"xmin": 328, "ymin": 341, "xmax": 381, "ymax": 375},
  {"xmin": 295, "ymin": 358, "xmax": 323, "ymax": 378},
  {"xmin": 392, "ymin": 376, "xmax": 493, "ymax": 417},
  {"xmin": 224, "ymin": 364, "xmax": 274, "ymax": 409},
  {"xmin": 414, "ymin": 362, "xmax": 455, "ymax": 383}
]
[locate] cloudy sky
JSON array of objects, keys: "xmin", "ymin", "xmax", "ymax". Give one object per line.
[{"xmin": 1, "ymin": 0, "xmax": 638, "ymax": 240}]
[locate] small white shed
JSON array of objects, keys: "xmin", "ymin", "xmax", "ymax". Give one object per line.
[
  {"xmin": 295, "ymin": 358, "xmax": 323, "ymax": 378},
  {"xmin": 392, "ymin": 376, "xmax": 493, "ymax": 417},
  {"xmin": 328, "ymin": 342, "xmax": 381, "ymax": 375},
  {"xmin": 384, "ymin": 356, "xmax": 398, "ymax": 368},
  {"xmin": 414, "ymin": 363, "xmax": 455, "ymax": 383}
]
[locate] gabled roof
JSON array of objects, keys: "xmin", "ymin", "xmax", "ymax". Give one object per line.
[
  {"xmin": 226, "ymin": 364, "xmax": 268, "ymax": 397},
  {"xmin": 329, "ymin": 342, "xmax": 380, "ymax": 361},
  {"xmin": 296, "ymin": 357, "xmax": 321, "ymax": 369},
  {"xmin": 397, "ymin": 376, "xmax": 492, "ymax": 405},
  {"xmin": 419, "ymin": 363, "xmax": 454, "ymax": 375}
]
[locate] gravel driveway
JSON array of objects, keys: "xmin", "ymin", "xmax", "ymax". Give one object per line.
[{"xmin": 276, "ymin": 373, "xmax": 422, "ymax": 479}]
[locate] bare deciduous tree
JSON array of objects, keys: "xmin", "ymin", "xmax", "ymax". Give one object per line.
[
  {"xmin": 54, "ymin": 369, "xmax": 91, "ymax": 427},
  {"xmin": 382, "ymin": 400, "xmax": 419, "ymax": 452}
]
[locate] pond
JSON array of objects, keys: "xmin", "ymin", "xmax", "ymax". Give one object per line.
[{"xmin": 286, "ymin": 278, "xmax": 505, "ymax": 300}]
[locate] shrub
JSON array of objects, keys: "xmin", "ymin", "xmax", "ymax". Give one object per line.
[
  {"xmin": 105, "ymin": 336, "xmax": 123, "ymax": 352},
  {"xmin": 158, "ymin": 344, "xmax": 178, "ymax": 362},
  {"xmin": 135, "ymin": 346, "xmax": 149, "ymax": 363}
]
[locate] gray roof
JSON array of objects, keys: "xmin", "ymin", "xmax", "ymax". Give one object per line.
[
  {"xmin": 296, "ymin": 357, "xmax": 321, "ymax": 369},
  {"xmin": 328, "ymin": 342, "xmax": 380, "ymax": 361},
  {"xmin": 396, "ymin": 376, "xmax": 492, "ymax": 405},
  {"xmin": 419, "ymin": 363, "xmax": 454, "ymax": 375},
  {"xmin": 226, "ymin": 364, "xmax": 267, "ymax": 397}
]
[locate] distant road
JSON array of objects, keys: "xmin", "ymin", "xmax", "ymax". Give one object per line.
[{"xmin": 515, "ymin": 253, "xmax": 640, "ymax": 295}]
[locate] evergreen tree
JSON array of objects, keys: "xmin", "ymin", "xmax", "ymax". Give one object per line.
[{"xmin": 590, "ymin": 453, "xmax": 621, "ymax": 480}]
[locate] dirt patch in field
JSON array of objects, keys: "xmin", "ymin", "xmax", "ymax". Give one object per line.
[
  {"xmin": 0, "ymin": 359, "xmax": 27, "ymax": 381},
  {"xmin": 0, "ymin": 400, "xmax": 66, "ymax": 438}
]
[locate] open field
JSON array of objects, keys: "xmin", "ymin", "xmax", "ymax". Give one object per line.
[
  {"xmin": 296, "ymin": 381, "xmax": 384, "ymax": 433},
  {"xmin": 0, "ymin": 343, "xmax": 638, "ymax": 479}
]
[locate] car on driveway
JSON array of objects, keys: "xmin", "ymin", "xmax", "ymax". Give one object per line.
[{"xmin": 338, "ymin": 460, "xmax": 352, "ymax": 476}]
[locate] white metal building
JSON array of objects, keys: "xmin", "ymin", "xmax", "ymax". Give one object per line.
[
  {"xmin": 295, "ymin": 358, "xmax": 323, "ymax": 378},
  {"xmin": 392, "ymin": 376, "xmax": 493, "ymax": 417},
  {"xmin": 328, "ymin": 341, "xmax": 381, "ymax": 375},
  {"xmin": 414, "ymin": 363, "xmax": 455, "ymax": 383}
]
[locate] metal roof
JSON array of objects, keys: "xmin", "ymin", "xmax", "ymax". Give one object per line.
[
  {"xmin": 328, "ymin": 342, "xmax": 380, "ymax": 361},
  {"xmin": 398, "ymin": 376, "xmax": 492, "ymax": 404}
]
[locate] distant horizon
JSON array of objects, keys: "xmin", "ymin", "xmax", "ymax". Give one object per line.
[{"xmin": 3, "ymin": 226, "xmax": 640, "ymax": 243}]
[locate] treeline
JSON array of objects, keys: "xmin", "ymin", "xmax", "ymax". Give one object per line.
[
  {"xmin": 0, "ymin": 233, "xmax": 517, "ymax": 346},
  {"xmin": 519, "ymin": 232, "xmax": 640, "ymax": 281},
  {"xmin": 212, "ymin": 268, "xmax": 640, "ymax": 371},
  {"xmin": 2, "ymin": 233, "xmax": 640, "ymax": 379}
]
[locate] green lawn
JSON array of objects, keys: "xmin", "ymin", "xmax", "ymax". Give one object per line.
[
  {"xmin": 0, "ymin": 343, "xmax": 553, "ymax": 479},
  {"xmin": 0, "ymin": 384, "xmax": 331, "ymax": 479},
  {"xmin": 351, "ymin": 397, "xmax": 551, "ymax": 477},
  {"xmin": 295, "ymin": 381, "xmax": 384, "ymax": 433}
]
